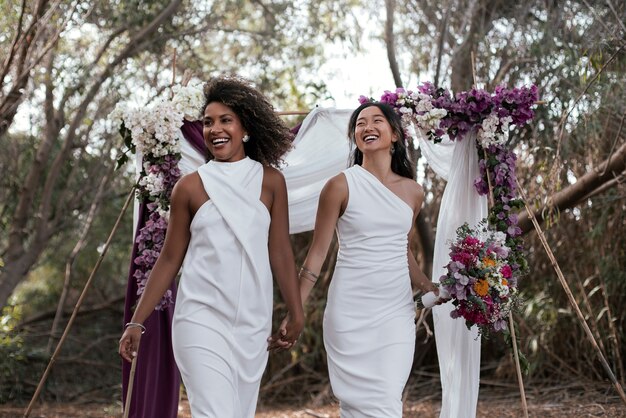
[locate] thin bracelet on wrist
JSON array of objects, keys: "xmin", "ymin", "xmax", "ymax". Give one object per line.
[
  {"xmin": 125, "ymin": 322, "xmax": 146, "ymax": 334},
  {"xmin": 299, "ymin": 266, "xmax": 319, "ymax": 283}
]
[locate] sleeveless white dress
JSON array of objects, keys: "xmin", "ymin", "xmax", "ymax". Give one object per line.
[
  {"xmin": 324, "ymin": 165, "xmax": 416, "ymax": 418},
  {"xmin": 171, "ymin": 157, "xmax": 273, "ymax": 418}
]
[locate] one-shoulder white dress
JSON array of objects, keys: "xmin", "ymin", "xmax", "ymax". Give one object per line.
[
  {"xmin": 171, "ymin": 157, "xmax": 272, "ymax": 418},
  {"xmin": 324, "ymin": 165, "xmax": 416, "ymax": 417}
]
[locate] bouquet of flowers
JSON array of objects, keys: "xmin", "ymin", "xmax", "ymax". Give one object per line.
[{"xmin": 440, "ymin": 222, "xmax": 522, "ymax": 336}]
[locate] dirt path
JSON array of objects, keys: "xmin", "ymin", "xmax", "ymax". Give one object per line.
[{"xmin": 3, "ymin": 397, "xmax": 624, "ymax": 418}]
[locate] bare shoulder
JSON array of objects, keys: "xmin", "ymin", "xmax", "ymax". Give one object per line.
[
  {"xmin": 398, "ymin": 177, "xmax": 424, "ymax": 209},
  {"xmin": 172, "ymin": 172, "xmax": 200, "ymax": 197},
  {"xmin": 263, "ymin": 165, "xmax": 286, "ymax": 188},
  {"xmin": 322, "ymin": 172, "xmax": 348, "ymax": 196}
]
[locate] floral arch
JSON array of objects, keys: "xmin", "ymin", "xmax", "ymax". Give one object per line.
[{"xmin": 114, "ymin": 81, "xmax": 538, "ymax": 418}]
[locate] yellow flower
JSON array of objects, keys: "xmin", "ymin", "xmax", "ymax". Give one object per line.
[
  {"xmin": 501, "ymin": 278, "xmax": 508, "ymax": 286},
  {"xmin": 473, "ymin": 279, "xmax": 489, "ymax": 297},
  {"xmin": 482, "ymin": 257, "xmax": 496, "ymax": 267}
]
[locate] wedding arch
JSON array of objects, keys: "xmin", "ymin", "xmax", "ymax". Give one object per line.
[{"xmin": 24, "ymin": 82, "xmax": 626, "ymax": 418}]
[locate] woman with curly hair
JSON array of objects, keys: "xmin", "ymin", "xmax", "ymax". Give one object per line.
[{"xmin": 119, "ymin": 75, "xmax": 304, "ymax": 417}]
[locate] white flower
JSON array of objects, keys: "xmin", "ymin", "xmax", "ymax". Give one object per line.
[
  {"xmin": 138, "ymin": 171, "xmax": 165, "ymax": 196},
  {"xmin": 157, "ymin": 207, "xmax": 170, "ymax": 221},
  {"xmin": 414, "ymin": 108, "xmax": 446, "ymax": 131},
  {"xmin": 478, "ymin": 113, "xmax": 513, "ymax": 147},
  {"xmin": 171, "ymin": 83, "xmax": 204, "ymax": 121}
]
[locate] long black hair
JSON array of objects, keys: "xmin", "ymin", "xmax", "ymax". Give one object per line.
[
  {"xmin": 203, "ymin": 75, "xmax": 293, "ymax": 166},
  {"xmin": 347, "ymin": 102, "xmax": 414, "ymax": 180}
]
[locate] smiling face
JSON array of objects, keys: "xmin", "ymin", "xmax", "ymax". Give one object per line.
[
  {"xmin": 203, "ymin": 101, "xmax": 247, "ymax": 162},
  {"xmin": 354, "ymin": 105, "xmax": 397, "ymax": 154}
]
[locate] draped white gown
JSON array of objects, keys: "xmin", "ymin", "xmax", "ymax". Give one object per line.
[
  {"xmin": 171, "ymin": 157, "xmax": 272, "ymax": 418},
  {"xmin": 324, "ymin": 165, "xmax": 416, "ymax": 418}
]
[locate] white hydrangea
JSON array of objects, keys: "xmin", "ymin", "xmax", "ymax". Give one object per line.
[
  {"xmin": 171, "ymin": 83, "xmax": 204, "ymax": 121},
  {"xmin": 115, "ymin": 99, "xmax": 184, "ymax": 157},
  {"xmin": 414, "ymin": 108, "xmax": 447, "ymax": 131},
  {"xmin": 478, "ymin": 112, "xmax": 512, "ymax": 147},
  {"xmin": 138, "ymin": 169, "xmax": 165, "ymax": 197}
]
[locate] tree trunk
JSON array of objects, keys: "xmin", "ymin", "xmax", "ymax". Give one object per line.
[
  {"xmin": 384, "ymin": 0, "xmax": 403, "ymax": 87},
  {"xmin": 450, "ymin": 0, "xmax": 503, "ymax": 92}
]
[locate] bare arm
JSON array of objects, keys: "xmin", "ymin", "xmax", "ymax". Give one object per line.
[
  {"xmin": 266, "ymin": 167, "xmax": 304, "ymax": 343},
  {"xmin": 118, "ymin": 176, "xmax": 192, "ymax": 362},
  {"xmin": 267, "ymin": 173, "xmax": 347, "ymax": 351},
  {"xmin": 407, "ymin": 183, "xmax": 438, "ymax": 294},
  {"xmin": 297, "ymin": 174, "xmax": 347, "ymax": 307}
]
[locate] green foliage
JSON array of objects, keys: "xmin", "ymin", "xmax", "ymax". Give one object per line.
[{"xmin": 0, "ymin": 332, "xmax": 28, "ymax": 403}]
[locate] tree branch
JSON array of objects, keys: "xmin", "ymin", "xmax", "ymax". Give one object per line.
[{"xmin": 519, "ymin": 141, "xmax": 626, "ymax": 233}]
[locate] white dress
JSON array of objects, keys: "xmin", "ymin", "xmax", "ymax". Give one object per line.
[
  {"xmin": 171, "ymin": 157, "xmax": 273, "ymax": 418},
  {"xmin": 324, "ymin": 165, "xmax": 416, "ymax": 417}
]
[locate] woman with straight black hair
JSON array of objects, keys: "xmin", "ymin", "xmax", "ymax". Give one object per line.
[{"xmin": 271, "ymin": 101, "xmax": 440, "ymax": 417}]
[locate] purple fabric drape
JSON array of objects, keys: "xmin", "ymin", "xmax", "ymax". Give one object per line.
[
  {"xmin": 180, "ymin": 120, "xmax": 207, "ymax": 156},
  {"xmin": 121, "ymin": 119, "xmax": 206, "ymax": 418},
  {"xmin": 122, "ymin": 203, "xmax": 180, "ymax": 418}
]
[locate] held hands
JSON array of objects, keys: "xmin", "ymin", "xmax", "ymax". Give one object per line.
[
  {"xmin": 118, "ymin": 324, "xmax": 143, "ymax": 363},
  {"xmin": 267, "ymin": 312, "xmax": 304, "ymax": 353}
]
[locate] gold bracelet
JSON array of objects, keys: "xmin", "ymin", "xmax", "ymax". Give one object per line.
[{"xmin": 299, "ymin": 266, "xmax": 319, "ymax": 283}]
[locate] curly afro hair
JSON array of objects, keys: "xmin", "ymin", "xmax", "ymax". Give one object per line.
[{"xmin": 202, "ymin": 75, "xmax": 293, "ymax": 166}]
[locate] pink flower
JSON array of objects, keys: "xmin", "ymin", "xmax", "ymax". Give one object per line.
[
  {"xmin": 500, "ymin": 265, "xmax": 513, "ymax": 279},
  {"xmin": 463, "ymin": 236, "xmax": 481, "ymax": 247}
]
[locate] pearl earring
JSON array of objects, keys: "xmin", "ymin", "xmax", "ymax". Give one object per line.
[{"xmin": 242, "ymin": 134, "xmax": 250, "ymax": 143}]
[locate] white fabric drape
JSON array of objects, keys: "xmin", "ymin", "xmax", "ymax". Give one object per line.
[
  {"xmin": 419, "ymin": 130, "xmax": 486, "ymax": 418},
  {"xmin": 281, "ymin": 107, "xmax": 353, "ymax": 233},
  {"xmin": 178, "ymin": 134, "xmax": 206, "ymax": 176}
]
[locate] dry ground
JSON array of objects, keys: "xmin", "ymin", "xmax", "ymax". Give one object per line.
[{"xmin": 3, "ymin": 392, "xmax": 624, "ymax": 418}]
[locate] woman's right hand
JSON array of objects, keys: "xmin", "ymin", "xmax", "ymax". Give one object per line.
[{"xmin": 119, "ymin": 326, "xmax": 143, "ymax": 363}]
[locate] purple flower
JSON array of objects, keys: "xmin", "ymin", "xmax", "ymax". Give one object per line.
[
  {"xmin": 455, "ymin": 284, "xmax": 467, "ymax": 300},
  {"xmin": 493, "ymin": 319, "xmax": 508, "ymax": 332},
  {"xmin": 507, "ymin": 225, "xmax": 522, "ymax": 236}
]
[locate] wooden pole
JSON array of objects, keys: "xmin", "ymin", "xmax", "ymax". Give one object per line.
[
  {"xmin": 123, "ymin": 338, "xmax": 142, "ymax": 418},
  {"xmin": 276, "ymin": 110, "xmax": 309, "ymax": 116},
  {"xmin": 23, "ymin": 187, "xmax": 135, "ymax": 418},
  {"xmin": 507, "ymin": 312, "xmax": 529, "ymax": 417},
  {"xmin": 516, "ymin": 178, "xmax": 626, "ymax": 406},
  {"xmin": 483, "ymin": 148, "xmax": 529, "ymax": 417}
]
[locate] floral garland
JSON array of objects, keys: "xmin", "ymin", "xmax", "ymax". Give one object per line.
[
  {"xmin": 361, "ymin": 83, "xmax": 537, "ymax": 335},
  {"xmin": 112, "ymin": 84, "xmax": 205, "ymax": 310}
]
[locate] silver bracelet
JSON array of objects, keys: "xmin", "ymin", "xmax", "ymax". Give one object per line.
[
  {"xmin": 299, "ymin": 266, "xmax": 319, "ymax": 283},
  {"xmin": 125, "ymin": 322, "xmax": 146, "ymax": 334}
]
